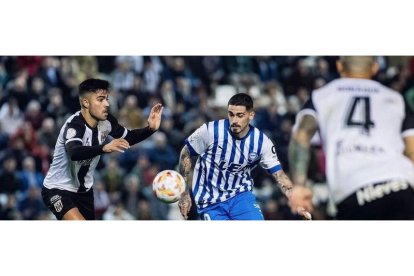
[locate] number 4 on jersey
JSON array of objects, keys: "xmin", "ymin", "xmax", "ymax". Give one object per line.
[{"xmin": 345, "ymin": 96, "xmax": 375, "ymax": 134}]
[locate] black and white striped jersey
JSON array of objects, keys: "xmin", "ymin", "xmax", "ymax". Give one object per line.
[{"xmin": 43, "ymin": 111, "xmax": 128, "ymax": 193}]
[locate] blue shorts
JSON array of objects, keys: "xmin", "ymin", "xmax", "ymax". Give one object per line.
[{"xmin": 198, "ymin": 191, "xmax": 264, "ymax": 220}]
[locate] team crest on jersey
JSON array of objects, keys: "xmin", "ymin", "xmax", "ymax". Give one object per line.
[
  {"xmin": 50, "ymin": 195, "xmax": 63, "ymax": 213},
  {"xmin": 248, "ymin": 152, "xmax": 259, "ymax": 162},
  {"xmin": 66, "ymin": 128, "xmax": 76, "ymax": 139}
]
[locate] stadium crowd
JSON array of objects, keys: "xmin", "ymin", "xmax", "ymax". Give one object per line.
[{"xmin": 0, "ymin": 56, "xmax": 413, "ymax": 220}]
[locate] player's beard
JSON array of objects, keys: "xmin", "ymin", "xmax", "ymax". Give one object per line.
[{"xmin": 230, "ymin": 124, "xmax": 246, "ymax": 135}]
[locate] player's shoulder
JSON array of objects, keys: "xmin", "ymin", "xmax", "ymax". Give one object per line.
[
  {"xmin": 64, "ymin": 111, "xmax": 85, "ymax": 129},
  {"xmin": 251, "ymin": 125, "xmax": 269, "ymax": 140},
  {"xmin": 205, "ymin": 119, "xmax": 227, "ymax": 130}
]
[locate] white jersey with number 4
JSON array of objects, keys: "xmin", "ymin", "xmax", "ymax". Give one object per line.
[{"xmin": 297, "ymin": 78, "xmax": 414, "ymax": 204}]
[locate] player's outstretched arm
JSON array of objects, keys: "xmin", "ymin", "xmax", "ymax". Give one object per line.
[
  {"xmin": 288, "ymin": 114, "xmax": 318, "ymax": 186},
  {"xmin": 272, "ymin": 170, "xmax": 313, "ymax": 220},
  {"xmin": 178, "ymin": 145, "xmax": 194, "ymax": 220},
  {"xmin": 66, "ymin": 138, "xmax": 129, "ymax": 161},
  {"xmin": 147, "ymin": 103, "xmax": 163, "ymax": 131}
]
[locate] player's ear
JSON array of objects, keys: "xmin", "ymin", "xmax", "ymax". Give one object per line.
[
  {"xmin": 81, "ymin": 98, "xmax": 89, "ymax": 109},
  {"xmin": 371, "ymin": 62, "xmax": 380, "ymax": 77},
  {"xmin": 249, "ymin": 111, "xmax": 255, "ymax": 120},
  {"xmin": 336, "ymin": 60, "xmax": 344, "ymax": 76}
]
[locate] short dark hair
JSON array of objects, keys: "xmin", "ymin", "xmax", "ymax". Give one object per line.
[
  {"xmin": 228, "ymin": 93, "xmax": 253, "ymax": 111},
  {"xmin": 78, "ymin": 79, "xmax": 110, "ymax": 96}
]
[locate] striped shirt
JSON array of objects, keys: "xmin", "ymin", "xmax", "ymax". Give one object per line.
[
  {"xmin": 185, "ymin": 119, "xmax": 281, "ymax": 209},
  {"xmin": 43, "ymin": 111, "xmax": 128, "ymax": 193}
]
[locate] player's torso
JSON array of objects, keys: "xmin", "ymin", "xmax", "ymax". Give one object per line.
[
  {"xmin": 313, "ymin": 78, "xmax": 413, "ymax": 202},
  {"xmin": 44, "ymin": 112, "xmax": 112, "ymax": 192},
  {"xmin": 193, "ymin": 119, "xmax": 263, "ymax": 208}
]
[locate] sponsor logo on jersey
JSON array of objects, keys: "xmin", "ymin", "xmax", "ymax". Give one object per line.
[
  {"xmin": 356, "ymin": 180, "xmax": 409, "ymax": 206},
  {"xmin": 79, "ymin": 158, "xmax": 93, "ymax": 166},
  {"xmin": 66, "ymin": 128, "xmax": 76, "ymax": 139},
  {"xmin": 217, "ymin": 160, "xmax": 247, "ymax": 173},
  {"xmin": 50, "ymin": 195, "xmax": 63, "ymax": 213}
]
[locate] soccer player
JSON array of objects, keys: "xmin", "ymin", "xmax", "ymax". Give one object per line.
[
  {"xmin": 289, "ymin": 56, "xmax": 414, "ymax": 219},
  {"xmin": 41, "ymin": 78, "xmax": 163, "ymax": 220},
  {"xmin": 177, "ymin": 93, "xmax": 312, "ymax": 220}
]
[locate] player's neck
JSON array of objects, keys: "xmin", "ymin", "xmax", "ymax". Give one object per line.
[
  {"xmin": 81, "ymin": 109, "xmax": 98, "ymax": 128},
  {"xmin": 341, "ymin": 72, "xmax": 372, "ymax": 79}
]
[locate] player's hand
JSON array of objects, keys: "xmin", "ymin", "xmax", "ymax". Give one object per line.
[
  {"xmin": 288, "ymin": 186, "xmax": 313, "ymax": 220},
  {"xmin": 178, "ymin": 191, "xmax": 192, "ymax": 220},
  {"xmin": 147, "ymin": 103, "xmax": 163, "ymax": 131},
  {"xmin": 103, "ymin": 138, "xmax": 130, "ymax": 153}
]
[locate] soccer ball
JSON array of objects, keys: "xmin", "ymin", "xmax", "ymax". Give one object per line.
[{"xmin": 152, "ymin": 170, "xmax": 186, "ymax": 203}]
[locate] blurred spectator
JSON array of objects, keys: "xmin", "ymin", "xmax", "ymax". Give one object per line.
[
  {"xmin": 147, "ymin": 132, "xmax": 178, "ymax": 171},
  {"xmin": 263, "ymin": 199, "xmax": 284, "ymax": 220},
  {"xmin": 24, "ymin": 100, "xmax": 45, "ymax": 130},
  {"xmin": 38, "ymin": 57, "xmax": 64, "ymax": 88},
  {"xmin": 93, "ymin": 180, "xmax": 111, "ymax": 220},
  {"xmin": 0, "ymin": 97, "xmax": 24, "ymax": 136},
  {"xmin": 101, "ymin": 158, "xmax": 126, "ymax": 196},
  {"xmin": 18, "ymin": 186, "xmax": 47, "ymax": 220},
  {"xmin": 28, "ymin": 76, "xmax": 49, "ymax": 110},
  {"xmin": 159, "ymin": 117, "xmax": 186, "ymax": 153},
  {"xmin": 103, "ymin": 202, "xmax": 134, "ymax": 220},
  {"xmin": 15, "ymin": 56, "xmax": 43, "ymax": 77},
  {"xmin": 0, "ymin": 156, "xmax": 22, "ymax": 194},
  {"xmin": 111, "ymin": 58, "xmax": 135, "ymax": 92},
  {"xmin": 120, "ymin": 174, "xmax": 147, "ymax": 218},
  {"xmin": 18, "ymin": 156, "xmax": 44, "ymax": 194},
  {"xmin": 46, "ymin": 88, "xmax": 69, "ymax": 124},
  {"xmin": 142, "ymin": 59, "xmax": 162, "ymax": 94},
  {"xmin": 284, "ymin": 58, "xmax": 315, "ymax": 96},
  {"xmin": 118, "ymin": 95, "xmax": 145, "ymax": 129},
  {"xmin": 0, "ymin": 194, "xmax": 21, "ymax": 220},
  {"xmin": 37, "ymin": 117, "xmax": 59, "ymax": 150}
]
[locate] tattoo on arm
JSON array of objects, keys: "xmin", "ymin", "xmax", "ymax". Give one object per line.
[
  {"xmin": 288, "ymin": 114, "xmax": 318, "ymax": 185},
  {"xmin": 273, "ymin": 170, "xmax": 294, "ymax": 198},
  {"xmin": 179, "ymin": 145, "xmax": 194, "ymax": 191}
]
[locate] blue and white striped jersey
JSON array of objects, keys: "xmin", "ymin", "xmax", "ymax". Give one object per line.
[{"xmin": 185, "ymin": 119, "xmax": 281, "ymax": 209}]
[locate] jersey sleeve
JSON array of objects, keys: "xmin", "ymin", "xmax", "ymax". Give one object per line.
[
  {"xmin": 63, "ymin": 121, "xmax": 85, "ymax": 145},
  {"xmin": 402, "ymin": 98, "xmax": 414, "ymax": 138},
  {"xmin": 184, "ymin": 123, "xmax": 209, "ymax": 156},
  {"xmin": 259, "ymin": 134, "xmax": 282, "ymax": 174},
  {"xmin": 107, "ymin": 113, "xmax": 128, "ymax": 139}
]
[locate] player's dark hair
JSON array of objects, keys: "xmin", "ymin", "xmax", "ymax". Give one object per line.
[
  {"xmin": 78, "ymin": 78, "xmax": 110, "ymax": 96},
  {"xmin": 228, "ymin": 93, "xmax": 254, "ymax": 111}
]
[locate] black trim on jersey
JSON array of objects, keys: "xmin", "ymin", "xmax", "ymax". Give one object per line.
[
  {"xmin": 301, "ymin": 97, "xmax": 316, "ymax": 111},
  {"xmin": 402, "ymin": 98, "xmax": 414, "ymax": 132},
  {"xmin": 66, "ymin": 141, "xmax": 105, "ymax": 161},
  {"xmin": 77, "ymin": 165, "xmax": 90, "ymax": 193}
]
